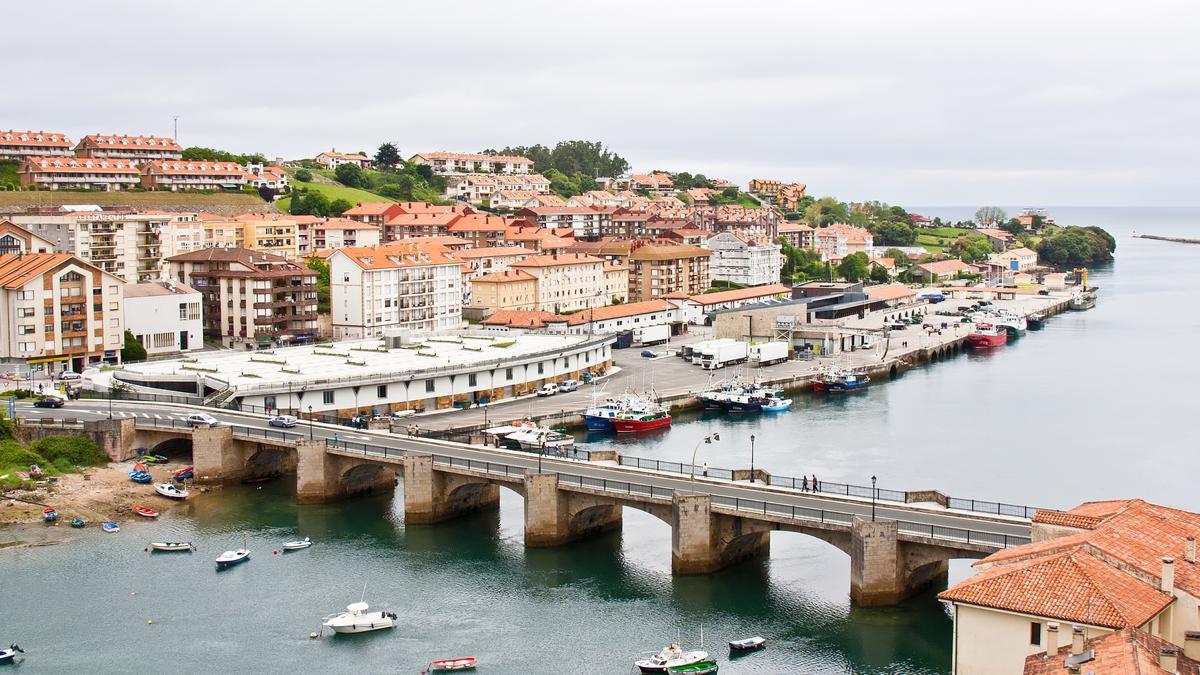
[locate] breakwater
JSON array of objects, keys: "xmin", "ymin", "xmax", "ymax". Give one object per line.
[{"xmin": 1133, "ymin": 233, "xmax": 1200, "ymax": 245}]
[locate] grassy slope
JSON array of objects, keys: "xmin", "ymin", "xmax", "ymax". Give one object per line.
[
  {"xmin": 276, "ymin": 180, "xmax": 391, "ymax": 211},
  {"xmin": 0, "ymin": 160, "xmax": 18, "ymax": 187}
]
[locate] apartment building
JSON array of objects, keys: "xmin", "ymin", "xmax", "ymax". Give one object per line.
[
  {"xmin": 565, "ymin": 239, "xmax": 632, "ymax": 266},
  {"xmin": 312, "ymin": 219, "xmax": 380, "ymax": 251},
  {"xmin": 166, "ymin": 248, "xmax": 318, "ymax": 349},
  {"xmin": 447, "ymin": 214, "xmax": 515, "ymax": 248},
  {"xmin": 410, "ymin": 152, "xmax": 533, "ymax": 175},
  {"xmin": 509, "ymin": 253, "xmax": 622, "ymax": 313},
  {"xmin": 232, "ymin": 214, "xmax": 299, "ymax": 259},
  {"xmin": 514, "ymin": 206, "xmax": 616, "ymax": 239},
  {"xmin": 245, "ymin": 163, "xmax": 289, "ymax": 192},
  {"xmin": 342, "ymin": 202, "xmax": 407, "ymax": 227},
  {"xmin": 705, "ymin": 231, "xmax": 782, "ymax": 286},
  {"xmin": 779, "ymin": 222, "xmax": 816, "ymax": 249},
  {"xmin": 383, "ymin": 212, "xmax": 461, "ymax": 240},
  {"xmin": 776, "ymin": 183, "xmax": 807, "ymax": 211},
  {"xmin": 747, "ymin": 179, "xmax": 783, "ymax": 197},
  {"xmin": 0, "ymin": 130, "xmax": 73, "ymax": 161},
  {"xmin": 0, "ymin": 253, "xmax": 125, "ymax": 375},
  {"xmin": 0, "ymin": 219, "xmax": 55, "ymax": 254},
  {"xmin": 74, "ymin": 134, "xmax": 182, "ymax": 161},
  {"xmin": 455, "ymin": 246, "xmax": 530, "ymax": 279},
  {"xmin": 328, "ymin": 242, "xmax": 463, "ymax": 338},
  {"xmin": 140, "ymin": 160, "xmax": 251, "ymax": 191},
  {"xmin": 123, "ymin": 281, "xmax": 203, "ymax": 355},
  {"xmin": 627, "ymin": 243, "xmax": 711, "ymax": 301},
  {"xmin": 992, "ymin": 247, "xmax": 1039, "ymax": 272},
  {"xmin": 815, "ymin": 223, "xmax": 873, "ymax": 261},
  {"xmin": 468, "ymin": 270, "xmax": 538, "ymax": 313},
  {"xmin": 19, "ymin": 156, "xmax": 140, "ymax": 191},
  {"xmin": 487, "ymin": 190, "xmax": 541, "ymax": 209},
  {"xmin": 315, "ymin": 150, "xmax": 370, "ymax": 169}
]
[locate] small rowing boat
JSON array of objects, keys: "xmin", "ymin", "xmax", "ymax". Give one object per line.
[
  {"xmin": 129, "ymin": 470, "xmax": 152, "ymax": 484},
  {"xmin": 150, "ymin": 541, "xmax": 194, "ymax": 552},
  {"xmin": 172, "ymin": 466, "xmax": 194, "ymax": 480},
  {"xmin": 42, "ymin": 507, "xmax": 57, "ymax": 523},
  {"xmin": 70, "ymin": 517, "xmax": 86, "ymax": 528},
  {"xmin": 668, "ymin": 660, "xmax": 718, "ymax": 674},
  {"xmin": 131, "ymin": 505, "xmax": 159, "ymax": 518},
  {"xmin": 282, "ymin": 537, "xmax": 312, "ymax": 551},
  {"xmin": 728, "ymin": 636, "xmax": 766, "ymax": 652},
  {"xmin": 153, "ymin": 483, "xmax": 189, "ymax": 500},
  {"xmin": 101, "ymin": 522, "xmax": 119, "ymax": 533},
  {"xmin": 429, "ymin": 657, "xmax": 477, "ymax": 671}
]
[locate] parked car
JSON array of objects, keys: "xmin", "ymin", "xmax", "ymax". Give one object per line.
[
  {"xmin": 269, "ymin": 415, "xmax": 297, "ymax": 428},
  {"xmin": 58, "ymin": 371, "xmax": 81, "ymax": 381},
  {"xmin": 186, "ymin": 413, "xmax": 220, "ymax": 427},
  {"xmin": 33, "ymin": 396, "xmax": 64, "ymax": 408},
  {"xmin": 640, "ymin": 349, "xmax": 659, "ymax": 358},
  {"xmin": 884, "ymin": 322, "xmax": 906, "ymax": 331},
  {"xmin": 558, "ymin": 379, "xmax": 580, "ymax": 393},
  {"xmin": 536, "ymin": 383, "xmax": 558, "ymax": 397}
]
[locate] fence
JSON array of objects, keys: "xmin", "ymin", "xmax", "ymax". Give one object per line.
[
  {"xmin": 132, "ymin": 417, "xmax": 303, "ymax": 444},
  {"xmin": 947, "ymin": 498, "xmax": 1043, "ymax": 520}
]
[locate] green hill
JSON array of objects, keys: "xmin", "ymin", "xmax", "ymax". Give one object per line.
[{"xmin": 276, "ymin": 180, "xmax": 391, "ymax": 212}]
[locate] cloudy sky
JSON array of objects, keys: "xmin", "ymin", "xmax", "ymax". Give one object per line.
[{"xmin": 5, "ymin": 1, "xmax": 1197, "ymax": 206}]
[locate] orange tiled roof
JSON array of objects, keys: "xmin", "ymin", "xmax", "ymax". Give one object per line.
[
  {"xmin": 23, "ymin": 156, "xmax": 140, "ymax": 173},
  {"xmin": 686, "ymin": 283, "xmax": 790, "ymax": 306},
  {"xmin": 454, "ymin": 246, "xmax": 529, "ymax": 259},
  {"xmin": 511, "ymin": 253, "xmax": 603, "ymax": 268},
  {"xmin": 866, "ymin": 283, "xmax": 915, "ymax": 302},
  {"xmin": 629, "ymin": 243, "xmax": 711, "ymax": 261},
  {"xmin": 448, "ymin": 215, "xmax": 513, "ymax": 232},
  {"xmin": 318, "ymin": 150, "xmax": 368, "ymax": 161},
  {"xmin": 472, "ymin": 269, "xmax": 536, "ymax": 283},
  {"xmin": 565, "ymin": 300, "xmax": 675, "ymax": 325},
  {"xmin": 481, "ymin": 310, "xmax": 561, "ymax": 328},
  {"xmin": 0, "ymin": 130, "xmax": 72, "ymax": 148},
  {"xmin": 332, "ymin": 242, "xmax": 459, "ymax": 270},
  {"xmin": 144, "ymin": 161, "xmax": 252, "ymax": 177},
  {"xmin": 385, "ymin": 212, "xmax": 461, "ymax": 227},
  {"xmin": 916, "ymin": 259, "xmax": 972, "ymax": 274},
  {"xmin": 1024, "ymin": 628, "xmax": 1199, "ymax": 675},
  {"xmin": 79, "ymin": 134, "xmax": 181, "ymax": 151},
  {"xmin": 342, "ymin": 202, "xmax": 399, "ymax": 216},
  {"xmin": 0, "ymin": 253, "xmax": 78, "ymax": 288}
]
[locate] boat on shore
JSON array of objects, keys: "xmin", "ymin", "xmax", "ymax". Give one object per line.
[
  {"xmin": 129, "ymin": 470, "xmax": 152, "ymax": 484},
  {"xmin": 428, "ymin": 657, "xmax": 478, "ymax": 671},
  {"xmin": 101, "ymin": 522, "xmax": 119, "ymax": 533},
  {"xmin": 322, "ymin": 602, "xmax": 397, "ymax": 634},
  {"xmin": 149, "ymin": 542, "xmax": 194, "ymax": 552},
  {"xmin": 635, "ymin": 644, "xmax": 710, "ymax": 673},
  {"xmin": 966, "ymin": 323, "xmax": 1008, "ymax": 348},
  {"xmin": 42, "ymin": 507, "xmax": 57, "ymax": 523},
  {"xmin": 172, "ymin": 466, "xmax": 194, "ymax": 480},
  {"xmin": 70, "ymin": 517, "xmax": 86, "ymax": 528},
  {"xmin": 153, "ymin": 483, "xmax": 189, "ymax": 500},
  {"xmin": 612, "ymin": 409, "xmax": 672, "ymax": 433},
  {"xmin": 131, "ymin": 505, "xmax": 159, "ymax": 518},
  {"xmin": 812, "ymin": 369, "xmax": 870, "ymax": 393}
]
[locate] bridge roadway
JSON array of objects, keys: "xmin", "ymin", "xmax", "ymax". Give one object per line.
[{"xmin": 15, "ymin": 399, "xmax": 1034, "ymax": 548}]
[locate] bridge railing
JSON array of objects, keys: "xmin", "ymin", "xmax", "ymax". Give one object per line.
[
  {"xmin": 946, "ymin": 498, "xmax": 1043, "ymax": 520},
  {"xmin": 618, "ymin": 456, "xmax": 734, "ymax": 481},
  {"xmin": 132, "ymin": 418, "xmax": 304, "ymax": 444}
]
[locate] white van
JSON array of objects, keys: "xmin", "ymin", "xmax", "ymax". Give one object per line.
[{"xmin": 536, "ymin": 383, "xmax": 559, "ymax": 397}]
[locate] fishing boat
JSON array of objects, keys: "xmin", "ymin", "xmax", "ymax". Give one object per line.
[
  {"xmin": 215, "ymin": 536, "xmax": 250, "ymax": 570},
  {"xmin": 42, "ymin": 507, "xmax": 57, "ymax": 523},
  {"xmin": 70, "ymin": 517, "xmax": 86, "ymax": 528},
  {"xmin": 282, "ymin": 537, "xmax": 312, "ymax": 550},
  {"xmin": 101, "ymin": 522, "xmax": 119, "ymax": 533},
  {"xmin": 149, "ymin": 542, "xmax": 194, "ymax": 552},
  {"xmin": 759, "ymin": 395, "xmax": 792, "ymax": 412},
  {"xmin": 172, "ymin": 466, "xmax": 194, "ymax": 480},
  {"xmin": 966, "ymin": 323, "xmax": 1008, "ymax": 348},
  {"xmin": 583, "ymin": 390, "xmax": 661, "ymax": 431},
  {"xmin": 634, "ymin": 644, "xmax": 710, "ymax": 673},
  {"xmin": 321, "ymin": 602, "xmax": 397, "ymax": 634},
  {"xmin": 812, "ymin": 369, "xmax": 870, "ymax": 393},
  {"xmin": 1027, "ymin": 313, "xmax": 1045, "ymax": 330},
  {"xmin": 428, "ymin": 657, "xmax": 478, "ymax": 671},
  {"xmin": 0, "ymin": 644, "xmax": 25, "ymax": 665},
  {"xmin": 1069, "ymin": 293, "xmax": 1096, "ymax": 311},
  {"xmin": 728, "ymin": 636, "xmax": 766, "ymax": 652},
  {"xmin": 129, "ymin": 470, "xmax": 153, "ymax": 484},
  {"xmin": 131, "ymin": 505, "xmax": 159, "ymax": 518},
  {"xmin": 668, "ymin": 661, "xmax": 718, "ymax": 674},
  {"xmin": 133, "ymin": 463, "xmax": 148, "ymax": 473},
  {"xmin": 153, "ymin": 483, "xmax": 189, "ymax": 500},
  {"xmin": 612, "ymin": 409, "xmax": 672, "ymax": 433},
  {"xmin": 505, "ymin": 425, "xmax": 575, "ymax": 452}
]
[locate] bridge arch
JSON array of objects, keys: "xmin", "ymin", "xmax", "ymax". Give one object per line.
[
  {"xmin": 339, "ymin": 462, "xmax": 396, "ymax": 498},
  {"xmin": 147, "ymin": 436, "xmax": 192, "ymax": 461}
]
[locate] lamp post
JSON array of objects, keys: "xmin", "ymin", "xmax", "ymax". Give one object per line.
[
  {"xmin": 690, "ymin": 432, "xmax": 720, "ymax": 481},
  {"xmin": 538, "ymin": 440, "xmax": 545, "ymax": 473},
  {"xmin": 750, "ymin": 434, "xmax": 756, "ymax": 483},
  {"xmin": 871, "ymin": 475, "xmax": 877, "ymax": 522},
  {"xmin": 308, "ymin": 405, "xmax": 314, "ymax": 441}
]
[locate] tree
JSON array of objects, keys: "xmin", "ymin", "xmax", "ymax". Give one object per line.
[
  {"xmin": 869, "ymin": 264, "xmax": 891, "ymax": 284},
  {"xmin": 673, "ymin": 172, "xmax": 694, "ymax": 190},
  {"xmin": 334, "ymin": 162, "xmax": 363, "ymax": 188},
  {"xmin": 951, "ymin": 236, "xmax": 994, "ymax": 263},
  {"xmin": 837, "ymin": 252, "xmax": 869, "ymax": 282},
  {"xmin": 121, "ymin": 329, "xmax": 146, "ymax": 362},
  {"xmin": 289, "ymin": 188, "xmax": 310, "ymax": 215},
  {"xmin": 181, "ymin": 146, "xmax": 265, "ymax": 165},
  {"xmin": 874, "ymin": 221, "xmax": 916, "ymax": 246},
  {"xmin": 306, "ymin": 256, "xmax": 331, "ymax": 313},
  {"xmin": 374, "ymin": 143, "xmax": 401, "ymax": 170},
  {"xmin": 483, "ymin": 140, "xmax": 629, "ymax": 177},
  {"xmin": 975, "ymin": 206, "xmax": 1008, "ymax": 226},
  {"xmin": 294, "ymin": 169, "xmax": 312, "ymax": 182},
  {"xmin": 1036, "ymin": 226, "xmax": 1116, "ymax": 266},
  {"xmin": 1000, "ymin": 217, "xmax": 1026, "ymax": 235},
  {"xmin": 415, "ymin": 164, "xmax": 434, "ymax": 181},
  {"xmin": 329, "ymin": 198, "xmax": 354, "ymax": 216}
]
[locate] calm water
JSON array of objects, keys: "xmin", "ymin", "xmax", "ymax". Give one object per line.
[{"xmin": 3, "ymin": 207, "xmax": 1198, "ymax": 674}]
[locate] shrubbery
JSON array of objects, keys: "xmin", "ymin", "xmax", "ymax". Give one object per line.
[{"xmin": 30, "ymin": 435, "xmax": 107, "ymax": 468}]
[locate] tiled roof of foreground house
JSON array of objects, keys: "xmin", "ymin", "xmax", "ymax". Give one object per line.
[{"xmin": 1024, "ymin": 628, "xmax": 1199, "ymax": 675}]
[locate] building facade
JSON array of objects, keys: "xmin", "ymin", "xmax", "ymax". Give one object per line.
[
  {"xmin": 328, "ymin": 242, "xmax": 464, "ymax": 339},
  {"xmin": 74, "ymin": 134, "xmax": 182, "ymax": 161},
  {"xmin": 140, "ymin": 160, "xmax": 251, "ymax": 191},
  {"xmin": 627, "ymin": 243, "xmax": 712, "ymax": 301},
  {"xmin": 410, "ymin": 152, "xmax": 534, "ymax": 175},
  {"xmin": 123, "ymin": 281, "xmax": 203, "ymax": 355},
  {"xmin": 0, "ymin": 130, "xmax": 73, "ymax": 161},
  {"xmin": 705, "ymin": 231, "xmax": 782, "ymax": 286},
  {"xmin": 19, "ymin": 156, "xmax": 141, "ymax": 191}
]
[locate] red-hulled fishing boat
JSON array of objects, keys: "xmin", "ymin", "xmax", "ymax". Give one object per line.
[
  {"xmin": 966, "ymin": 323, "xmax": 1008, "ymax": 348},
  {"xmin": 611, "ymin": 409, "xmax": 672, "ymax": 433},
  {"xmin": 132, "ymin": 505, "xmax": 160, "ymax": 518}
]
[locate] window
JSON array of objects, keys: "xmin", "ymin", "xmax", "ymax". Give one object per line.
[
  {"xmin": 506, "ymin": 368, "xmax": 513, "ymax": 381},
  {"xmin": 1029, "ymin": 622, "xmax": 1042, "ymax": 646},
  {"xmin": 537, "ymin": 363, "xmax": 544, "ymax": 374},
  {"xmin": 468, "ymin": 373, "xmax": 477, "ymax": 387},
  {"xmin": 17, "ymin": 308, "xmax": 34, "ymax": 317},
  {"xmin": 425, "ymin": 379, "xmax": 435, "ymax": 393},
  {"xmin": 153, "ymin": 332, "xmax": 174, "ymax": 348},
  {"xmin": 322, "ymin": 391, "xmax": 334, "ymax": 405},
  {"xmin": 377, "ymin": 385, "xmax": 387, "ymax": 398},
  {"xmin": 18, "ymin": 325, "xmax": 33, "ymax": 335}
]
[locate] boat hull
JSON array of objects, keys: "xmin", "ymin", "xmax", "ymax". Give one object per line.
[
  {"xmin": 429, "ymin": 657, "xmax": 478, "ymax": 671},
  {"xmin": 612, "ymin": 415, "xmax": 672, "ymax": 433},
  {"xmin": 966, "ymin": 332, "xmax": 1008, "ymax": 348},
  {"xmin": 720, "ymin": 399, "xmax": 761, "ymax": 413},
  {"xmin": 583, "ymin": 415, "xmax": 616, "ymax": 431},
  {"xmin": 215, "ymin": 552, "xmax": 250, "ymax": 569},
  {"xmin": 151, "ymin": 543, "xmax": 192, "ymax": 552},
  {"xmin": 325, "ymin": 622, "xmax": 394, "ymax": 634}
]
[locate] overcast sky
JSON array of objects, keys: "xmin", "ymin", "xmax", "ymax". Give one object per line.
[{"xmin": 5, "ymin": 1, "xmax": 1197, "ymax": 206}]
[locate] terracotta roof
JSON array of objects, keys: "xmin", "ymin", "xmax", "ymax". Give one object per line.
[
  {"xmin": 1003, "ymin": 247, "xmax": 1038, "ymax": 257},
  {"xmin": 454, "ymin": 246, "xmax": 530, "ymax": 259},
  {"xmin": 331, "ymin": 242, "xmax": 459, "ymax": 270},
  {"xmin": 0, "ymin": 253, "xmax": 78, "ymax": 288},
  {"xmin": 977, "ymin": 228, "xmax": 1014, "ymax": 239},
  {"xmin": 1024, "ymin": 628, "xmax": 1199, "ymax": 675},
  {"xmin": 939, "ymin": 549, "xmax": 1172, "ymax": 629},
  {"xmin": 447, "ymin": 215, "xmax": 513, "ymax": 232},
  {"xmin": 124, "ymin": 281, "xmax": 198, "ymax": 298},
  {"xmin": 0, "ymin": 130, "xmax": 72, "ymax": 148},
  {"xmin": 384, "ymin": 212, "xmax": 460, "ymax": 227},
  {"xmin": 866, "ymin": 283, "xmax": 916, "ymax": 302},
  {"xmin": 1033, "ymin": 511, "xmax": 1107, "ymax": 531},
  {"xmin": 779, "ymin": 223, "xmax": 815, "ymax": 232},
  {"xmin": 511, "ymin": 253, "xmax": 603, "ymax": 268},
  {"xmin": 341, "ymin": 202, "xmax": 399, "ymax": 216},
  {"xmin": 480, "ymin": 310, "xmax": 561, "ymax": 328},
  {"xmin": 78, "ymin": 134, "xmax": 181, "ymax": 151},
  {"xmin": 143, "ymin": 161, "xmax": 251, "ymax": 177},
  {"xmin": 318, "ymin": 150, "xmax": 368, "ymax": 161},
  {"xmin": 166, "ymin": 247, "xmax": 304, "ymax": 268},
  {"xmin": 565, "ymin": 299, "xmax": 675, "ymax": 325},
  {"xmin": 916, "ymin": 259, "xmax": 973, "ymax": 275},
  {"xmin": 472, "ymin": 269, "xmax": 536, "ymax": 283},
  {"xmin": 687, "ymin": 283, "xmax": 790, "ymax": 306},
  {"xmin": 23, "ymin": 156, "xmax": 140, "ymax": 174},
  {"xmin": 415, "ymin": 151, "xmax": 532, "ymax": 164},
  {"xmin": 565, "ymin": 240, "xmax": 633, "ymax": 256},
  {"xmin": 629, "ymin": 244, "xmax": 711, "ymax": 261}
]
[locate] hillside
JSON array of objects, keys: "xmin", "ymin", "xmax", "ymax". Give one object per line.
[
  {"xmin": 0, "ymin": 160, "xmax": 18, "ymax": 188},
  {"xmin": 276, "ymin": 180, "xmax": 392, "ymax": 212},
  {"xmin": 0, "ymin": 190, "xmax": 274, "ymax": 216}
]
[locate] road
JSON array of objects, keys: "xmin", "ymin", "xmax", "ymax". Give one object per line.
[{"xmin": 17, "ymin": 399, "xmax": 1034, "ymax": 548}]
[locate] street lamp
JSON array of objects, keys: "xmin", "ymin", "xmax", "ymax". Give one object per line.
[
  {"xmin": 690, "ymin": 432, "xmax": 720, "ymax": 481},
  {"xmin": 871, "ymin": 475, "xmax": 877, "ymax": 521},
  {"xmin": 750, "ymin": 434, "xmax": 756, "ymax": 484},
  {"xmin": 308, "ymin": 405, "xmax": 314, "ymax": 441},
  {"xmin": 538, "ymin": 439, "xmax": 546, "ymax": 473}
]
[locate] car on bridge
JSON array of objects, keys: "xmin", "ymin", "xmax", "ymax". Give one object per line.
[
  {"xmin": 186, "ymin": 413, "xmax": 220, "ymax": 428},
  {"xmin": 33, "ymin": 396, "xmax": 64, "ymax": 408},
  {"xmin": 269, "ymin": 415, "xmax": 298, "ymax": 428}
]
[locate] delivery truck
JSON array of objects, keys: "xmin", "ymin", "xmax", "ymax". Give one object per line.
[
  {"xmin": 633, "ymin": 324, "xmax": 670, "ymax": 346},
  {"xmin": 700, "ymin": 341, "xmax": 750, "ymax": 370},
  {"xmin": 749, "ymin": 341, "xmax": 789, "ymax": 366}
]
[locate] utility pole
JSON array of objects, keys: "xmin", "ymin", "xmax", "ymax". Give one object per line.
[
  {"xmin": 871, "ymin": 475, "xmax": 877, "ymax": 521},
  {"xmin": 750, "ymin": 434, "xmax": 756, "ymax": 483},
  {"xmin": 173, "ymin": 116, "xmax": 179, "ymax": 142}
]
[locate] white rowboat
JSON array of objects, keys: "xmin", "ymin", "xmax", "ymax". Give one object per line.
[
  {"xmin": 149, "ymin": 542, "xmax": 194, "ymax": 552},
  {"xmin": 282, "ymin": 537, "xmax": 312, "ymax": 550}
]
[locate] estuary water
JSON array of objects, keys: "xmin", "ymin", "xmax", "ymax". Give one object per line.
[{"xmin": 2, "ymin": 207, "xmax": 1198, "ymax": 674}]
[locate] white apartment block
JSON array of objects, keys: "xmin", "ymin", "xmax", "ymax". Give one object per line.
[
  {"xmin": 510, "ymin": 253, "xmax": 618, "ymax": 314},
  {"xmin": 705, "ymin": 231, "xmax": 783, "ymax": 286},
  {"xmin": 329, "ymin": 243, "xmax": 464, "ymax": 339},
  {"xmin": 411, "ymin": 152, "xmax": 534, "ymax": 176},
  {"xmin": 123, "ymin": 281, "xmax": 203, "ymax": 355}
]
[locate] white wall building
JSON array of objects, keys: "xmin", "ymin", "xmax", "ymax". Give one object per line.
[
  {"xmin": 329, "ymin": 243, "xmax": 464, "ymax": 339},
  {"xmin": 123, "ymin": 281, "xmax": 203, "ymax": 355},
  {"xmin": 705, "ymin": 231, "xmax": 782, "ymax": 286}
]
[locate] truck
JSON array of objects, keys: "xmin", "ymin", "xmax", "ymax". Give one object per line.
[
  {"xmin": 690, "ymin": 339, "xmax": 734, "ymax": 365},
  {"xmin": 633, "ymin": 324, "xmax": 670, "ymax": 346},
  {"xmin": 700, "ymin": 341, "xmax": 750, "ymax": 370},
  {"xmin": 749, "ymin": 341, "xmax": 789, "ymax": 366}
]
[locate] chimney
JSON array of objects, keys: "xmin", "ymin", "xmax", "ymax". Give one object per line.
[
  {"xmin": 1163, "ymin": 557, "xmax": 1176, "ymax": 594},
  {"xmin": 1071, "ymin": 625, "xmax": 1085, "ymax": 655},
  {"xmin": 1161, "ymin": 645, "xmax": 1179, "ymax": 673},
  {"xmin": 1044, "ymin": 622, "xmax": 1059, "ymax": 658},
  {"xmin": 1187, "ymin": 537, "xmax": 1196, "ymax": 564}
]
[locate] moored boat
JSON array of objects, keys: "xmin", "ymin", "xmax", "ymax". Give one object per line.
[
  {"xmin": 150, "ymin": 541, "xmax": 194, "ymax": 552},
  {"xmin": 172, "ymin": 466, "xmax": 194, "ymax": 480},
  {"xmin": 1027, "ymin": 313, "xmax": 1045, "ymax": 330},
  {"xmin": 282, "ymin": 537, "xmax": 312, "ymax": 550},
  {"xmin": 0, "ymin": 644, "xmax": 25, "ymax": 665},
  {"xmin": 812, "ymin": 370, "xmax": 870, "ymax": 393},
  {"xmin": 70, "ymin": 517, "xmax": 86, "ymax": 528},
  {"xmin": 129, "ymin": 470, "xmax": 153, "ymax": 484},
  {"xmin": 728, "ymin": 636, "xmax": 766, "ymax": 652},
  {"xmin": 505, "ymin": 426, "xmax": 575, "ymax": 452},
  {"xmin": 635, "ymin": 644, "xmax": 710, "ymax": 673},
  {"xmin": 668, "ymin": 660, "xmax": 718, "ymax": 674},
  {"xmin": 101, "ymin": 522, "xmax": 119, "ymax": 533},
  {"xmin": 612, "ymin": 410, "xmax": 672, "ymax": 433},
  {"xmin": 131, "ymin": 505, "xmax": 159, "ymax": 518},
  {"xmin": 42, "ymin": 507, "xmax": 57, "ymax": 523},
  {"xmin": 321, "ymin": 602, "xmax": 396, "ymax": 634},
  {"xmin": 153, "ymin": 483, "xmax": 189, "ymax": 500},
  {"xmin": 428, "ymin": 657, "xmax": 478, "ymax": 671},
  {"xmin": 966, "ymin": 323, "xmax": 1008, "ymax": 348},
  {"xmin": 1069, "ymin": 293, "xmax": 1097, "ymax": 311},
  {"xmin": 584, "ymin": 390, "xmax": 660, "ymax": 431}
]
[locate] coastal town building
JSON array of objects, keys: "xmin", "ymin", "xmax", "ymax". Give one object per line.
[
  {"xmin": 328, "ymin": 241, "xmax": 463, "ymax": 338},
  {"xmin": 912, "ymin": 258, "xmax": 973, "ymax": 282},
  {"xmin": 245, "ymin": 163, "xmax": 289, "ymax": 192},
  {"xmin": 993, "ymin": 247, "xmax": 1039, "ymax": 272},
  {"xmin": 139, "ymin": 160, "xmax": 251, "ymax": 191},
  {"xmin": 0, "ymin": 253, "xmax": 125, "ymax": 375},
  {"xmin": 865, "ymin": 283, "xmax": 917, "ymax": 307},
  {"xmin": 315, "ymin": 150, "xmax": 371, "ymax": 169},
  {"xmin": 665, "ymin": 283, "xmax": 791, "ymax": 324},
  {"xmin": 455, "ymin": 246, "xmax": 530, "ymax": 280},
  {"xmin": 122, "ymin": 281, "xmax": 203, "ymax": 355},
  {"xmin": 0, "ymin": 219, "xmax": 55, "ymax": 254},
  {"xmin": 18, "ymin": 156, "xmax": 140, "ymax": 191},
  {"xmin": 8, "ymin": 210, "xmax": 189, "ymax": 283},
  {"xmin": 382, "ymin": 212, "xmax": 461, "ymax": 241},
  {"xmin": 342, "ymin": 202, "xmax": 407, "ymax": 227},
  {"xmin": 311, "ymin": 219, "xmax": 380, "ymax": 251},
  {"xmin": 778, "ymin": 222, "xmax": 816, "ymax": 249},
  {"xmin": 704, "ymin": 231, "xmax": 783, "ymax": 287},
  {"xmin": 232, "ymin": 214, "xmax": 299, "ymax": 259},
  {"xmin": 0, "ymin": 130, "xmax": 73, "ymax": 161},
  {"xmin": 1022, "ymin": 627, "xmax": 1198, "ymax": 675},
  {"xmin": 627, "ymin": 243, "xmax": 711, "ymax": 301},
  {"xmin": 74, "ymin": 134, "xmax": 182, "ymax": 161},
  {"xmin": 815, "ymin": 223, "xmax": 873, "ymax": 261},
  {"xmin": 446, "ymin": 214, "xmax": 517, "ymax": 248},
  {"xmin": 509, "ymin": 253, "xmax": 619, "ymax": 313},
  {"xmin": 468, "ymin": 270, "xmax": 538, "ymax": 314},
  {"xmin": 514, "ymin": 206, "xmax": 615, "ymax": 239},
  {"xmin": 561, "ymin": 299, "xmax": 679, "ymax": 335},
  {"xmin": 165, "ymin": 248, "xmax": 318, "ymax": 349},
  {"xmin": 940, "ymin": 498, "xmax": 1200, "ymax": 675},
  {"xmin": 444, "ymin": 173, "xmax": 551, "ymax": 203},
  {"xmin": 410, "ymin": 152, "xmax": 534, "ymax": 176}
]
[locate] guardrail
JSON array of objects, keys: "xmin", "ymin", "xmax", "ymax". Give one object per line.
[
  {"xmin": 947, "ymin": 498, "xmax": 1042, "ymax": 520},
  {"xmin": 132, "ymin": 418, "xmax": 303, "ymax": 444}
]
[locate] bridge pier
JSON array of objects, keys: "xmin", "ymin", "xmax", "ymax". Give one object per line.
[
  {"xmin": 671, "ymin": 493, "xmax": 770, "ymax": 574},
  {"xmin": 193, "ymin": 426, "xmax": 251, "ymax": 483},
  {"xmin": 296, "ymin": 440, "xmax": 337, "ymax": 504},
  {"xmin": 850, "ymin": 517, "xmax": 950, "ymax": 606},
  {"xmin": 523, "ymin": 473, "xmax": 622, "ymax": 547},
  {"xmin": 402, "ymin": 455, "xmax": 499, "ymax": 524}
]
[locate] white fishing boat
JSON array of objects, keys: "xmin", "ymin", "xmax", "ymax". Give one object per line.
[
  {"xmin": 634, "ymin": 643, "xmax": 710, "ymax": 673},
  {"xmin": 216, "ymin": 534, "xmax": 250, "ymax": 570},
  {"xmin": 0, "ymin": 643, "xmax": 25, "ymax": 665},
  {"xmin": 149, "ymin": 541, "xmax": 194, "ymax": 552},
  {"xmin": 322, "ymin": 602, "xmax": 397, "ymax": 634},
  {"xmin": 282, "ymin": 537, "xmax": 312, "ymax": 550},
  {"xmin": 153, "ymin": 482, "xmax": 189, "ymax": 500},
  {"xmin": 505, "ymin": 426, "xmax": 575, "ymax": 452}
]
